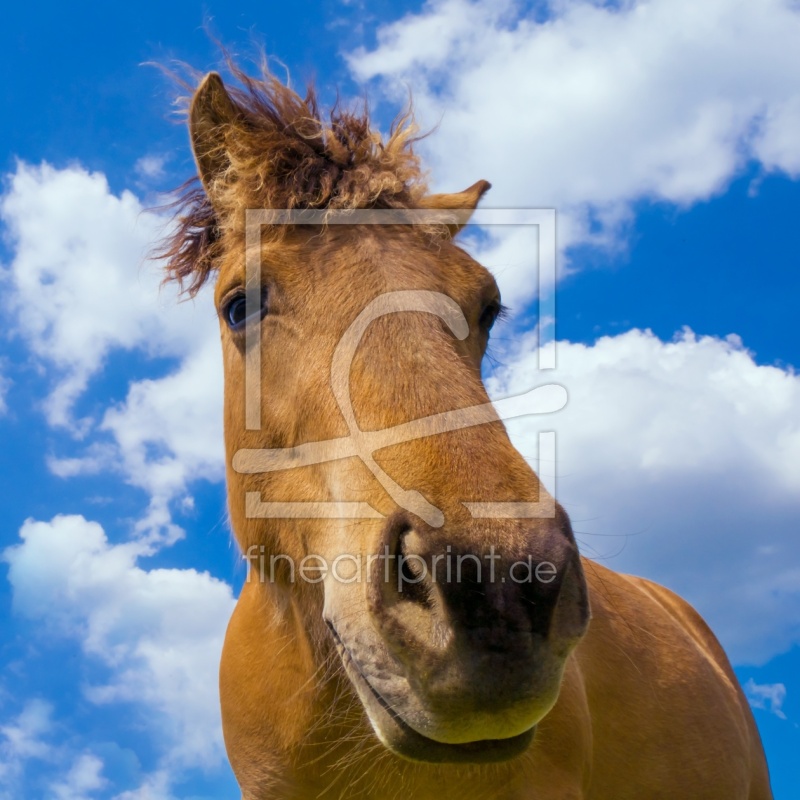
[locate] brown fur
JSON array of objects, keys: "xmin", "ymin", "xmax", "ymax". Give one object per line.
[{"xmin": 162, "ymin": 64, "xmax": 772, "ymax": 799}]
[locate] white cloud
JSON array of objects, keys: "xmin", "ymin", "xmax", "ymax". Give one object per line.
[
  {"xmin": 134, "ymin": 155, "xmax": 167, "ymax": 182},
  {"xmin": 46, "ymin": 443, "xmax": 119, "ymax": 479},
  {"xmin": 2, "ymin": 515, "xmax": 236, "ymax": 775},
  {"xmin": 111, "ymin": 771, "xmax": 174, "ymax": 800},
  {"xmin": 99, "ymin": 334, "xmax": 225, "ymax": 540},
  {"xmin": 50, "ymin": 754, "xmax": 107, "ymax": 800},
  {"xmin": 1, "ymin": 162, "xmax": 225, "ymax": 539},
  {"xmin": 744, "ymin": 678, "xmax": 788, "ymax": 719},
  {"xmin": 488, "ymin": 327, "xmax": 800, "ymax": 664},
  {"xmin": 0, "ymin": 162, "xmax": 214, "ymax": 428},
  {"xmin": 45, "ymin": 330, "xmax": 226, "ymax": 544},
  {"xmin": 0, "ymin": 699, "xmax": 54, "ymax": 787},
  {"xmin": 349, "ymin": 0, "xmax": 800, "ymax": 307}
]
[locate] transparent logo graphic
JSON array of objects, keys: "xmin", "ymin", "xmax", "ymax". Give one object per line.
[{"xmin": 234, "ymin": 208, "xmax": 562, "ymax": 526}]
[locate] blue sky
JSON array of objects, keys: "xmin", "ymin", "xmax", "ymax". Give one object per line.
[{"xmin": 1, "ymin": 1, "xmax": 799, "ymax": 797}]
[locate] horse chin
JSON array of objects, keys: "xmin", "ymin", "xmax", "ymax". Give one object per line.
[{"xmin": 328, "ymin": 623, "xmax": 539, "ymax": 764}]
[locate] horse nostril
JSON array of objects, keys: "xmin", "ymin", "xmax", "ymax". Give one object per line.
[
  {"xmin": 397, "ymin": 529, "xmax": 433, "ymax": 606},
  {"xmin": 372, "ymin": 512, "xmax": 434, "ymax": 610}
]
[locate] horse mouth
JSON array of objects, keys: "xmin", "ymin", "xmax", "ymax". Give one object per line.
[{"xmin": 327, "ymin": 622, "xmax": 537, "ymax": 764}]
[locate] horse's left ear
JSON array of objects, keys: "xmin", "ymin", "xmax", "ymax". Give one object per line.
[
  {"xmin": 418, "ymin": 180, "xmax": 491, "ymax": 237},
  {"xmin": 189, "ymin": 72, "xmax": 239, "ymax": 201}
]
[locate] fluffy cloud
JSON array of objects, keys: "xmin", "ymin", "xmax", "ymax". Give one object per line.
[
  {"xmin": 349, "ymin": 0, "xmax": 800, "ymax": 306},
  {"xmin": 488, "ymin": 327, "xmax": 800, "ymax": 664},
  {"xmin": 0, "ymin": 700, "xmax": 54, "ymax": 790},
  {"xmin": 2, "ymin": 163, "xmax": 171, "ymax": 426},
  {"xmin": 3, "ymin": 515, "xmax": 236, "ymax": 774},
  {"xmin": 93, "ymin": 332, "xmax": 224, "ymax": 542},
  {"xmin": 1, "ymin": 162, "xmax": 224, "ymax": 538},
  {"xmin": 49, "ymin": 754, "xmax": 107, "ymax": 800},
  {"xmin": 134, "ymin": 155, "xmax": 168, "ymax": 182},
  {"xmin": 0, "ymin": 701, "xmax": 116, "ymax": 800}
]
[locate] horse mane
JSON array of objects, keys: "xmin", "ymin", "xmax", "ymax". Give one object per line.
[{"xmin": 159, "ymin": 60, "xmax": 429, "ymax": 297}]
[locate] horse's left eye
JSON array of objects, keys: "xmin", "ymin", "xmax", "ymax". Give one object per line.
[{"xmin": 223, "ymin": 290, "xmax": 268, "ymax": 332}]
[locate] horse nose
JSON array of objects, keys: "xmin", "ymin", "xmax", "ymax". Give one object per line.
[{"xmin": 368, "ymin": 510, "xmax": 588, "ymax": 656}]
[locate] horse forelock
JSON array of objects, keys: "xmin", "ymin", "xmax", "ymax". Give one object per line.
[{"xmin": 158, "ymin": 59, "xmax": 429, "ymax": 297}]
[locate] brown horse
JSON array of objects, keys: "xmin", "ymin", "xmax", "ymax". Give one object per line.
[{"xmin": 163, "ymin": 66, "xmax": 772, "ymax": 799}]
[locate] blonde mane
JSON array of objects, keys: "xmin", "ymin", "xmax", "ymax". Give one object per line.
[{"xmin": 160, "ymin": 63, "xmax": 427, "ymax": 296}]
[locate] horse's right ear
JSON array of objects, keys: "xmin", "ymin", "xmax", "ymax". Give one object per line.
[{"xmin": 189, "ymin": 72, "xmax": 238, "ymax": 197}]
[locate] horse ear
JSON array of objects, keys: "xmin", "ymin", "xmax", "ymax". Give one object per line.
[
  {"xmin": 418, "ymin": 180, "xmax": 491, "ymax": 236},
  {"xmin": 189, "ymin": 72, "xmax": 238, "ymax": 197}
]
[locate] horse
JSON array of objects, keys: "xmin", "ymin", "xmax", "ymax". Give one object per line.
[{"xmin": 161, "ymin": 65, "xmax": 772, "ymax": 799}]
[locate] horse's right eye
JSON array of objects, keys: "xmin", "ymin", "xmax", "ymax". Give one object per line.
[
  {"xmin": 226, "ymin": 295, "xmax": 248, "ymax": 329},
  {"xmin": 222, "ymin": 289, "xmax": 268, "ymax": 332}
]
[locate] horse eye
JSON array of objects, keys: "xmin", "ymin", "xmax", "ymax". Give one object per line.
[
  {"xmin": 479, "ymin": 302, "xmax": 503, "ymax": 331},
  {"xmin": 226, "ymin": 296, "xmax": 247, "ymax": 328},
  {"xmin": 223, "ymin": 290, "xmax": 267, "ymax": 332}
]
